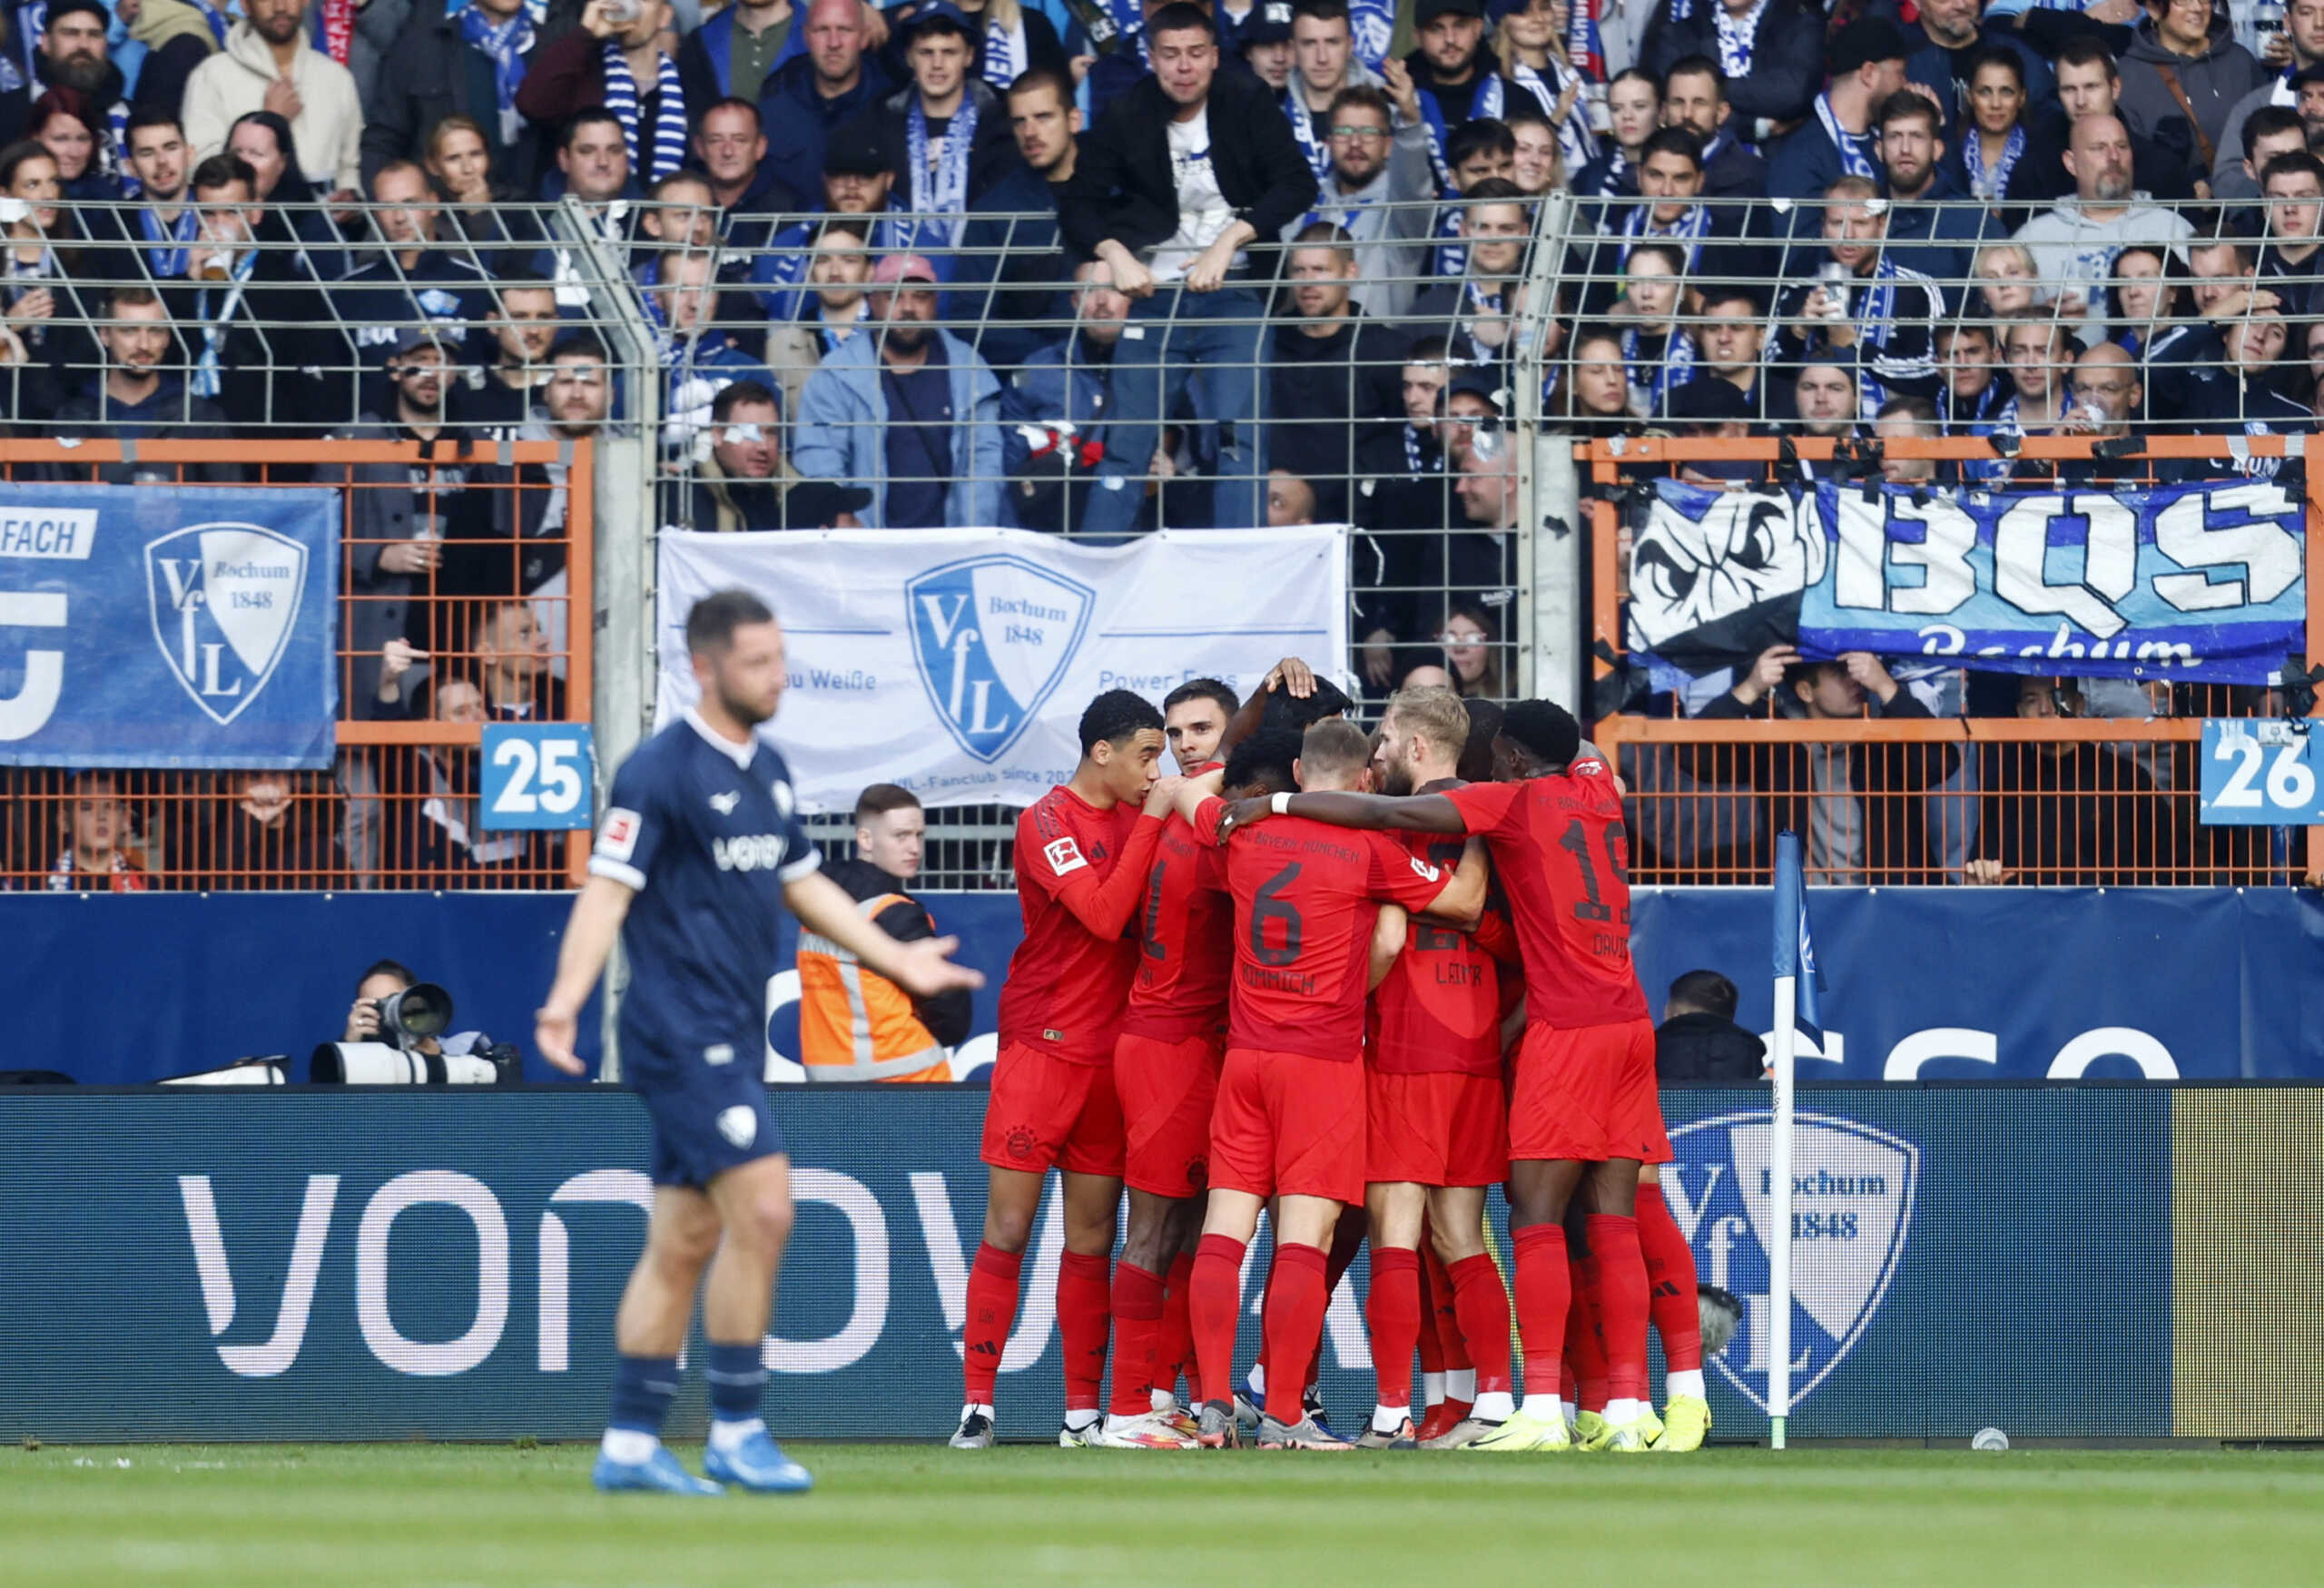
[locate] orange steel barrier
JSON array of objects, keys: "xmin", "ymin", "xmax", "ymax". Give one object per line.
[
  {"xmin": 1581, "ymin": 434, "xmax": 2324, "ymax": 887},
  {"xmin": 0, "ymin": 439, "xmax": 594, "ymax": 891}
]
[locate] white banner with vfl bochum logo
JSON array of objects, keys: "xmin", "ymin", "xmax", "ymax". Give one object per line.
[
  {"xmin": 0, "ymin": 485, "xmax": 340, "ymax": 769},
  {"xmin": 655, "ymin": 527, "xmax": 1348, "ymax": 812}
]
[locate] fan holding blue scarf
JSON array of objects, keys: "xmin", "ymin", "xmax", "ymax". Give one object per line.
[
  {"xmin": 514, "ymin": 0, "xmax": 688, "ymax": 185},
  {"xmin": 845, "ymin": 0, "xmax": 1020, "ymax": 253},
  {"xmin": 1769, "ymin": 175, "xmax": 1944, "ymax": 417}
]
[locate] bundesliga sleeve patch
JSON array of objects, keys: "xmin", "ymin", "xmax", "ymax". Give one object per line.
[
  {"xmin": 1043, "ymin": 835, "xmax": 1088, "ymax": 877},
  {"xmin": 596, "ymin": 806, "xmax": 643, "ymax": 863},
  {"xmin": 1408, "ymin": 854, "xmax": 1441, "ymax": 882}
]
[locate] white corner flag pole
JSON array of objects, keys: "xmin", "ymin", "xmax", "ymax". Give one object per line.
[
  {"xmin": 1768, "ymin": 830, "xmax": 1804, "ymax": 1453},
  {"xmin": 1768, "ymin": 966, "xmax": 1796, "ymax": 1451}
]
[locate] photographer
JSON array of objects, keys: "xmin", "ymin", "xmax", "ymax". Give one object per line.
[{"xmin": 343, "ymin": 959, "xmax": 492, "ymax": 1058}]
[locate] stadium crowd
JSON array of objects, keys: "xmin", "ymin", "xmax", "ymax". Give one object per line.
[{"xmin": 0, "ymin": 0, "xmax": 2314, "ymax": 890}]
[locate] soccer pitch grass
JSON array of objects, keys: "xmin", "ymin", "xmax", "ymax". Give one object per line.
[{"xmin": 7, "ymin": 1444, "xmax": 2320, "ymax": 1585}]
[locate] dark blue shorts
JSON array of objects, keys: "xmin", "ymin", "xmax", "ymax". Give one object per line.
[{"xmin": 627, "ymin": 1041, "xmax": 787, "ymax": 1189}]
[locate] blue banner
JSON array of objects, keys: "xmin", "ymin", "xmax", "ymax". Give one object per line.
[
  {"xmin": 1627, "ymin": 479, "xmax": 2306, "ymax": 684},
  {"xmin": 0, "ymin": 485, "xmax": 340, "ymax": 768},
  {"xmin": 0, "ymin": 1086, "xmax": 2200, "ymax": 1443},
  {"xmin": 5, "ymin": 886, "xmax": 2318, "ymax": 1087}
]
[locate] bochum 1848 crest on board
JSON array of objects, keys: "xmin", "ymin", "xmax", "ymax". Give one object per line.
[
  {"xmin": 144, "ymin": 523, "xmax": 309, "ymax": 726},
  {"xmin": 906, "ymin": 555, "xmax": 1095, "ymax": 763},
  {"xmin": 1662, "ymin": 1111, "xmax": 1920, "ymax": 1414}
]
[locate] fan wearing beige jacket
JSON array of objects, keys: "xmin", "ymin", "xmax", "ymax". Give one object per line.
[{"xmin": 182, "ymin": 0, "xmax": 364, "ymax": 196}]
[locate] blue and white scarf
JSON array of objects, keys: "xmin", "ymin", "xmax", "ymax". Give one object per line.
[
  {"xmin": 1624, "ymin": 326, "xmax": 1696, "ymax": 416},
  {"xmin": 1291, "ymin": 93, "xmax": 1332, "ymax": 183},
  {"xmin": 462, "ymin": 5, "xmax": 537, "ymax": 148},
  {"xmin": 139, "ymin": 206, "xmax": 198, "ymax": 278},
  {"xmin": 1505, "ymin": 57, "xmax": 1600, "ymax": 178},
  {"xmin": 905, "ymin": 91, "xmax": 980, "ymax": 250},
  {"xmin": 601, "ymin": 42, "xmax": 688, "ymax": 183},
  {"xmin": 1844, "ymin": 255, "xmax": 1905, "ymax": 409},
  {"xmin": 1619, "ymin": 202, "xmax": 1711, "ymax": 271},
  {"xmin": 1416, "ymin": 72, "xmax": 1502, "ymax": 192},
  {"xmin": 1714, "ymin": 0, "xmax": 1767, "ymax": 77},
  {"xmin": 1816, "ymin": 94, "xmax": 1876, "ymax": 182},
  {"xmin": 1963, "ymin": 123, "xmax": 2025, "ymax": 203},
  {"xmin": 1432, "ymin": 202, "xmax": 1466, "ymax": 279},
  {"xmin": 192, "ymin": 251, "xmax": 261, "ymax": 400},
  {"xmin": 980, "ymin": 16, "xmax": 1024, "ymax": 86}
]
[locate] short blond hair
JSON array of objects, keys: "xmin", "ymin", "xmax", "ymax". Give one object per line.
[
  {"xmin": 1384, "ymin": 685, "xmax": 1471, "ymax": 764},
  {"xmin": 1300, "ymin": 717, "xmax": 1373, "ymax": 780}
]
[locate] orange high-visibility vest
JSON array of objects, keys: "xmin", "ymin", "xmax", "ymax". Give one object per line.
[{"xmin": 796, "ymin": 893, "xmax": 952, "ymax": 1082}]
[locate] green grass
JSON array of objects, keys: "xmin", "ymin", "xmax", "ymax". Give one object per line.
[{"xmin": 5, "ymin": 1443, "xmax": 2320, "ymax": 1585}]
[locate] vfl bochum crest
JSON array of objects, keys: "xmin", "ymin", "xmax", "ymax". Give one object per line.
[
  {"xmin": 1663, "ymin": 1111, "xmax": 1920, "ymax": 1414},
  {"xmin": 906, "ymin": 555, "xmax": 1095, "ymax": 763},
  {"xmin": 144, "ymin": 524, "xmax": 310, "ymax": 725}
]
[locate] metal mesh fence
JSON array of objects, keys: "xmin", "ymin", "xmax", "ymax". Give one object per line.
[{"xmin": 12, "ymin": 181, "xmax": 2324, "ymax": 888}]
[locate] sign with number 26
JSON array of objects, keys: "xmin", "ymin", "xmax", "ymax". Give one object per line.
[
  {"xmin": 2199, "ymin": 719, "xmax": 2324, "ymax": 825},
  {"xmin": 480, "ymin": 725, "xmax": 596, "ymax": 831}
]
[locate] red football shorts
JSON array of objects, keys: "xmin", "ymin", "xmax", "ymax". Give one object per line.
[
  {"xmin": 1116, "ymin": 1030, "xmax": 1226, "ymax": 1198},
  {"xmin": 1507, "ymin": 1018, "xmax": 1672, "ymax": 1165},
  {"xmin": 1365, "ymin": 1069, "xmax": 1509, "ymax": 1188},
  {"xmin": 980, "ymin": 1039, "xmax": 1126, "ymax": 1177},
  {"xmin": 1207, "ymin": 1046, "xmax": 1364, "ymax": 1205}
]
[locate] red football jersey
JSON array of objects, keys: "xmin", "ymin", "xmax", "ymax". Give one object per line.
[
  {"xmin": 1444, "ymin": 761, "xmax": 1649, "ymax": 1029},
  {"xmin": 1122, "ymin": 807, "xmax": 1233, "ymax": 1042},
  {"xmin": 1211, "ymin": 806, "xmax": 1452, "ymax": 1062},
  {"xmin": 998, "ymin": 785, "xmax": 1165, "ymax": 1064},
  {"xmin": 1368, "ymin": 826, "xmax": 1502, "ymax": 1077}
]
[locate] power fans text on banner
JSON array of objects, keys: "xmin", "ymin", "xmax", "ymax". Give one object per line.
[
  {"xmin": 0, "ymin": 486, "xmax": 340, "ymax": 768},
  {"xmin": 1627, "ymin": 479, "xmax": 2305, "ymax": 684}
]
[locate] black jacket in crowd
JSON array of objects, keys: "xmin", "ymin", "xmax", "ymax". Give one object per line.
[
  {"xmin": 1059, "ymin": 68, "xmax": 1319, "ymax": 282},
  {"xmin": 1655, "ymin": 1011, "xmax": 1768, "ymax": 1081}
]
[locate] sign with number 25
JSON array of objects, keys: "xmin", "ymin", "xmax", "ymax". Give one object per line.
[
  {"xmin": 479, "ymin": 724, "xmax": 596, "ymax": 831},
  {"xmin": 2199, "ymin": 719, "xmax": 2323, "ymax": 825}
]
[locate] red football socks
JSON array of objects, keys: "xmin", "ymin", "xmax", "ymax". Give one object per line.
[
  {"xmin": 1586, "ymin": 1213, "xmax": 1651, "ymax": 1404},
  {"xmin": 1262, "ymin": 1241, "xmax": 1329, "ymax": 1425},
  {"xmin": 1160, "ymin": 1248, "xmax": 1197, "ymax": 1403},
  {"xmin": 1638, "ymin": 1185, "xmax": 1703, "ymax": 1372},
  {"xmin": 1364, "ymin": 1247, "xmax": 1422, "ymax": 1411},
  {"xmin": 1447, "ymin": 1251, "xmax": 1514, "ymax": 1397},
  {"xmin": 1509, "ymin": 1224, "xmax": 1570, "ymax": 1405},
  {"xmin": 1415, "ymin": 1249, "xmax": 1446, "ymax": 1378},
  {"xmin": 961, "ymin": 1242, "xmax": 1024, "ymax": 1405},
  {"xmin": 1421, "ymin": 1241, "xmax": 1472, "ymax": 1372},
  {"xmin": 1057, "ymin": 1251, "xmax": 1112, "ymax": 1415},
  {"xmin": 1189, "ymin": 1234, "xmax": 1246, "ymax": 1412},
  {"xmin": 1567, "ymin": 1241, "xmax": 1609, "ymax": 1412},
  {"xmin": 1108, "ymin": 1260, "xmax": 1167, "ymax": 1418}
]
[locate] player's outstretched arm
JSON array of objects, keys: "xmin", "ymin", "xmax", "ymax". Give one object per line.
[
  {"xmin": 1217, "ymin": 655, "xmax": 1318, "ymax": 758},
  {"xmin": 786, "ymin": 869, "xmax": 987, "ymax": 1000},
  {"xmin": 1216, "ymin": 789, "xmax": 1467, "ymax": 839},
  {"xmin": 536, "ymin": 874, "xmax": 636, "ymax": 1075},
  {"xmin": 1170, "ymin": 767, "xmax": 1225, "ymax": 825},
  {"xmin": 1418, "ymin": 836, "xmax": 1489, "ymax": 932}
]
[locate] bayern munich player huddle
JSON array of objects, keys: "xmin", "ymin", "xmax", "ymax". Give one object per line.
[
  {"xmin": 955, "ymin": 661, "xmax": 1710, "ymax": 1455},
  {"xmin": 551, "ymin": 597, "xmax": 1709, "ymax": 1494}
]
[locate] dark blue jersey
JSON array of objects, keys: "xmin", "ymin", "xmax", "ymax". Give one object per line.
[{"xmin": 589, "ymin": 710, "xmax": 818, "ymax": 1062}]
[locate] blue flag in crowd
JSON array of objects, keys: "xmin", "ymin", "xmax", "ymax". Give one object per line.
[{"xmin": 1772, "ymin": 831, "xmax": 1825, "ymax": 1042}]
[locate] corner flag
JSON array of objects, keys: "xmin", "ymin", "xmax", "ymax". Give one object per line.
[{"xmin": 1771, "ymin": 831, "xmax": 1824, "ymax": 1042}]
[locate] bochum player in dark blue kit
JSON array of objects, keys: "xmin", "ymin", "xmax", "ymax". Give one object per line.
[{"xmin": 536, "ymin": 590, "xmax": 982, "ymax": 1496}]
